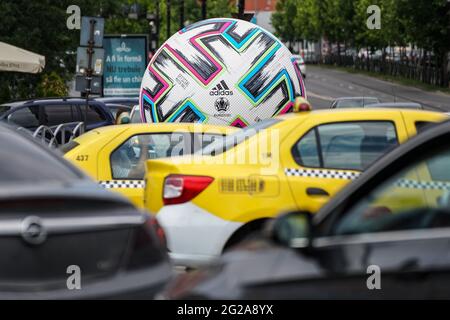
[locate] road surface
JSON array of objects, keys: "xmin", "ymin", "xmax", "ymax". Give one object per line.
[{"xmin": 305, "ymin": 65, "xmax": 450, "ymax": 111}]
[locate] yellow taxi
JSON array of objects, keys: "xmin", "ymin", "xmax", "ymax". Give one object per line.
[
  {"xmin": 143, "ymin": 108, "xmax": 447, "ymax": 266},
  {"xmin": 62, "ymin": 123, "xmax": 238, "ymax": 208}
]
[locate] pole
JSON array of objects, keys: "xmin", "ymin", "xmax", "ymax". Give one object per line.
[
  {"xmin": 149, "ymin": 21, "xmax": 154, "ymax": 56},
  {"xmin": 201, "ymin": 0, "xmax": 206, "ymax": 20},
  {"xmin": 179, "ymin": 0, "xmax": 184, "ymax": 30},
  {"xmin": 166, "ymin": 0, "xmax": 171, "ymax": 39},
  {"xmin": 84, "ymin": 19, "xmax": 97, "ymax": 131},
  {"xmin": 156, "ymin": 0, "xmax": 160, "ymax": 48},
  {"xmin": 238, "ymin": 0, "xmax": 245, "ymax": 19}
]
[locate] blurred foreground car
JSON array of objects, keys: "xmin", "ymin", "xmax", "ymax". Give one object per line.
[
  {"xmin": 63, "ymin": 123, "xmax": 238, "ymax": 208},
  {"xmin": 330, "ymin": 97, "xmax": 380, "ymax": 109},
  {"xmin": 163, "ymin": 120, "xmax": 450, "ymax": 299},
  {"xmin": 0, "ymin": 123, "xmax": 171, "ymax": 299},
  {"xmin": 144, "ymin": 108, "xmax": 446, "ymax": 267}
]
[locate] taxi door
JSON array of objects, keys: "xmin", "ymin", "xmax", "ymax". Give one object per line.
[
  {"xmin": 280, "ymin": 113, "xmax": 409, "ymax": 213},
  {"xmin": 96, "ymin": 129, "xmax": 148, "ymax": 208}
]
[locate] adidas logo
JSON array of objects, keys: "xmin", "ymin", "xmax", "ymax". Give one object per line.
[{"xmin": 209, "ymin": 80, "xmax": 234, "ymax": 96}]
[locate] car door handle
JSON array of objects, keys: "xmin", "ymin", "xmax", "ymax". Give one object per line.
[{"xmin": 306, "ymin": 187, "xmax": 329, "ymax": 196}]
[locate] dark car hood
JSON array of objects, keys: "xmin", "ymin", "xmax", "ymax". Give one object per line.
[
  {"xmin": 165, "ymin": 240, "xmax": 322, "ymax": 299},
  {"xmin": 0, "ymin": 179, "xmax": 134, "ymax": 208}
]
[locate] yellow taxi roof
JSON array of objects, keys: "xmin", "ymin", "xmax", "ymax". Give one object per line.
[
  {"xmin": 91, "ymin": 122, "xmax": 239, "ymax": 135},
  {"xmin": 275, "ymin": 108, "xmax": 444, "ymax": 124}
]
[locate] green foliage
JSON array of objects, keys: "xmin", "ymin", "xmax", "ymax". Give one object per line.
[
  {"xmin": 0, "ymin": 0, "xmax": 232, "ymax": 103},
  {"xmin": 36, "ymin": 72, "xmax": 69, "ymax": 97},
  {"xmin": 272, "ymin": 0, "xmax": 450, "ymax": 53},
  {"xmin": 272, "ymin": 0, "xmax": 449, "ymax": 85},
  {"xmin": 272, "ymin": 0, "xmax": 299, "ymax": 47}
]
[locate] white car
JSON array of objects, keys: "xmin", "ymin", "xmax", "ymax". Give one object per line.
[{"xmin": 292, "ymin": 54, "xmax": 306, "ymax": 78}]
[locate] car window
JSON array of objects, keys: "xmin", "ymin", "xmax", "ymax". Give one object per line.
[
  {"xmin": 112, "ymin": 132, "xmax": 206, "ymax": 180},
  {"xmin": 292, "ymin": 129, "xmax": 320, "ymax": 167},
  {"xmin": 427, "ymin": 148, "xmax": 450, "ymax": 182},
  {"xmin": 0, "ymin": 130, "xmax": 82, "ymax": 184},
  {"xmin": 111, "ymin": 132, "xmax": 225, "ymax": 179},
  {"xmin": 364, "ymin": 98, "xmax": 379, "ymax": 105},
  {"xmin": 195, "ymin": 133, "xmax": 224, "ymax": 150},
  {"xmin": 130, "ymin": 109, "xmax": 141, "ymax": 123},
  {"xmin": 331, "ymin": 144, "xmax": 450, "ymax": 236},
  {"xmin": 415, "ymin": 121, "xmax": 436, "ymax": 134},
  {"xmin": 201, "ymin": 118, "xmax": 280, "ymax": 156},
  {"xmin": 293, "ymin": 121, "xmax": 398, "ymax": 171},
  {"xmin": 42, "ymin": 105, "xmax": 79, "ymax": 126},
  {"xmin": 336, "ymin": 99, "xmax": 363, "ymax": 108},
  {"xmin": 79, "ymin": 105, "xmax": 106, "ymax": 124},
  {"xmin": 0, "ymin": 105, "xmax": 11, "ymax": 115},
  {"xmin": 7, "ymin": 106, "xmax": 40, "ymax": 128}
]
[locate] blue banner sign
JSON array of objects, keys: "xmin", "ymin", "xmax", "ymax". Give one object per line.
[{"xmin": 103, "ymin": 35, "xmax": 147, "ymax": 97}]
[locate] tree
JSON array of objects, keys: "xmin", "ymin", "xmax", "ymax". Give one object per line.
[
  {"xmin": 294, "ymin": 0, "xmax": 321, "ymax": 43},
  {"xmin": 272, "ymin": 0, "xmax": 300, "ymax": 51},
  {"xmin": 397, "ymin": 0, "xmax": 450, "ymax": 85}
]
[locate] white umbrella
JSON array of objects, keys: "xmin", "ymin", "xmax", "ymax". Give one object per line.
[{"xmin": 0, "ymin": 42, "xmax": 45, "ymax": 74}]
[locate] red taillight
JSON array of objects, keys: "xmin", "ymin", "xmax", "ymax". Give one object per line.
[{"xmin": 163, "ymin": 175, "xmax": 214, "ymax": 205}]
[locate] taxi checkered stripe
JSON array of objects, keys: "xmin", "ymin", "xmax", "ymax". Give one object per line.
[
  {"xmin": 99, "ymin": 180, "xmax": 145, "ymax": 189},
  {"xmin": 284, "ymin": 168, "xmax": 360, "ymax": 180},
  {"xmin": 396, "ymin": 179, "xmax": 450, "ymax": 190}
]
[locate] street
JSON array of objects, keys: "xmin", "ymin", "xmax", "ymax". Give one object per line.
[{"xmin": 305, "ymin": 65, "xmax": 450, "ymax": 111}]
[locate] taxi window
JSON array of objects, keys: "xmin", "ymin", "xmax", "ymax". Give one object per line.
[
  {"xmin": 201, "ymin": 118, "xmax": 281, "ymax": 156},
  {"xmin": 330, "ymin": 143, "xmax": 450, "ymax": 236},
  {"xmin": 292, "ymin": 129, "xmax": 320, "ymax": 167},
  {"xmin": 110, "ymin": 132, "xmax": 220, "ymax": 180},
  {"xmin": 293, "ymin": 121, "xmax": 398, "ymax": 171},
  {"xmin": 416, "ymin": 121, "xmax": 436, "ymax": 134}
]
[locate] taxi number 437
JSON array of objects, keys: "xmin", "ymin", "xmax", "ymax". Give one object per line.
[{"xmin": 76, "ymin": 155, "xmax": 89, "ymax": 161}]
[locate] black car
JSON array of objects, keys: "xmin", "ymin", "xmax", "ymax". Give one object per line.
[
  {"xmin": 0, "ymin": 97, "xmax": 115, "ymax": 132},
  {"xmin": 0, "ymin": 123, "xmax": 171, "ymax": 299},
  {"xmin": 163, "ymin": 120, "xmax": 450, "ymax": 299},
  {"xmin": 94, "ymin": 97, "xmax": 138, "ymax": 119}
]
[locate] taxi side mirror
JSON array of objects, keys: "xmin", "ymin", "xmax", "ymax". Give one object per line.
[{"xmin": 269, "ymin": 210, "xmax": 314, "ymax": 250}]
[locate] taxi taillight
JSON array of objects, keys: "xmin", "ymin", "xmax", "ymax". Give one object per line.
[{"xmin": 163, "ymin": 175, "xmax": 214, "ymax": 205}]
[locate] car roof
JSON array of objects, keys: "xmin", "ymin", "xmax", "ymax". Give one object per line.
[
  {"xmin": 333, "ymin": 96, "xmax": 379, "ymax": 101},
  {"xmin": 95, "ymin": 97, "xmax": 139, "ymax": 103},
  {"xmin": 369, "ymin": 102, "xmax": 422, "ymax": 108},
  {"xmin": 0, "ymin": 97, "xmax": 106, "ymax": 109},
  {"xmin": 77, "ymin": 122, "xmax": 240, "ymax": 138},
  {"xmin": 315, "ymin": 119, "xmax": 450, "ymax": 223}
]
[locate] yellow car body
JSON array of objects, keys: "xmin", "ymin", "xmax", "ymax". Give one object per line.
[
  {"xmin": 143, "ymin": 108, "xmax": 447, "ymax": 266},
  {"xmin": 64, "ymin": 123, "xmax": 238, "ymax": 208}
]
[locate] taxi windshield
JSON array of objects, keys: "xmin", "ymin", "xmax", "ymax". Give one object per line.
[{"xmin": 200, "ymin": 118, "xmax": 281, "ymax": 156}]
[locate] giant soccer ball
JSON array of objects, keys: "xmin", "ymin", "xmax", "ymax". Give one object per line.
[{"xmin": 139, "ymin": 18, "xmax": 306, "ymax": 128}]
